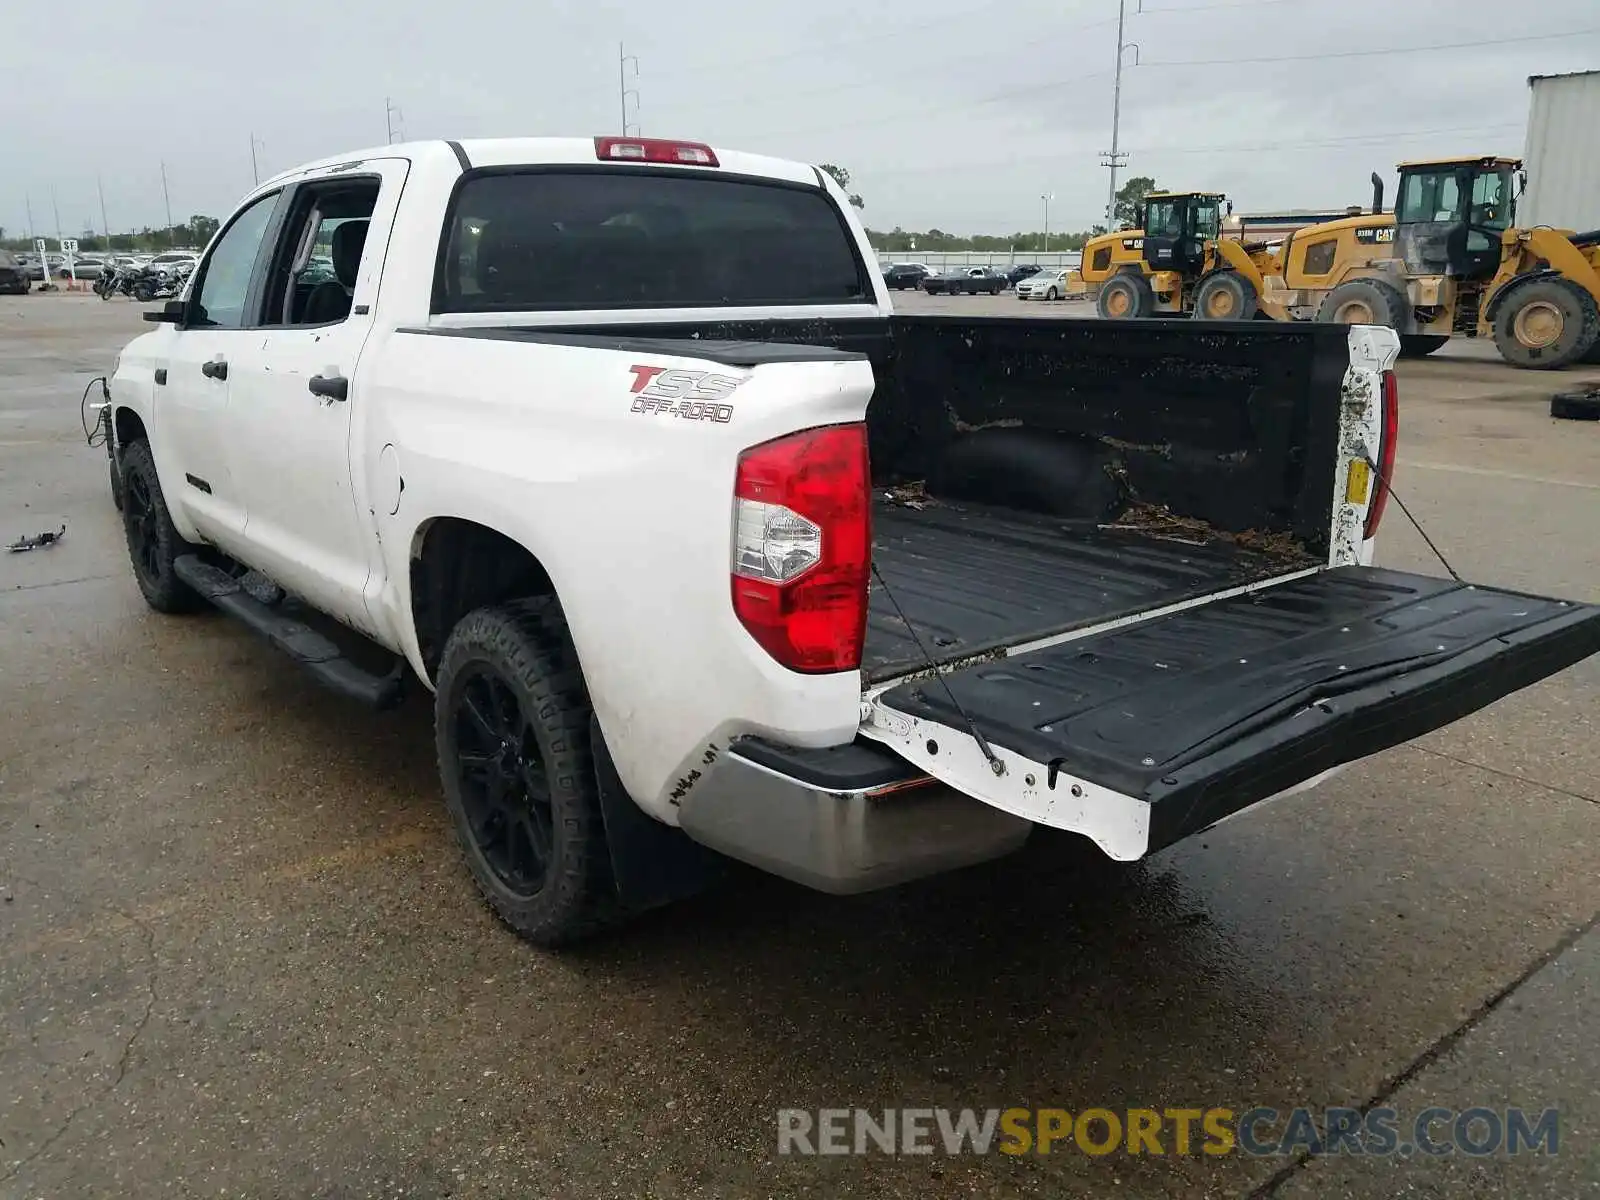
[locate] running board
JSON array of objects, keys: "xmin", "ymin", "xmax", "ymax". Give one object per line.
[{"xmin": 173, "ymin": 556, "xmax": 405, "ymax": 709}]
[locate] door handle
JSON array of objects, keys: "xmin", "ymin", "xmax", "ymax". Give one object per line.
[
  {"xmin": 200, "ymin": 358, "xmax": 228, "ymax": 381},
  {"xmin": 308, "ymin": 374, "xmax": 349, "ymax": 402}
]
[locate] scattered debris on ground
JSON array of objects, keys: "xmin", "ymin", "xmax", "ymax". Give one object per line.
[
  {"xmin": 6, "ymin": 524, "xmax": 66, "ymax": 553},
  {"xmin": 1551, "ymin": 388, "xmax": 1600, "ymax": 422}
]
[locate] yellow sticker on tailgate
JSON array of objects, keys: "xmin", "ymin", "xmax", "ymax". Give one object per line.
[{"xmin": 1345, "ymin": 457, "xmax": 1372, "ymax": 505}]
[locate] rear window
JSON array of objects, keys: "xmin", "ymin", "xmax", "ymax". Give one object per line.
[{"xmin": 434, "ymin": 168, "xmax": 871, "ymax": 312}]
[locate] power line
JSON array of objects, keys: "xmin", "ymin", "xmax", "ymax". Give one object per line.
[
  {"xmin": 660, "ymin": 13, "xmax": 1119, "ymax": 118},
  {"xmin": 857, "ymin": 121, "xmax": 1525, "ymax": 179},
  {"xmin": 1142, "ymin": 27, "xmax": 1600, "ymax": 68},
  {"xmin": 645, "ymin": 0, "xmax": 1052, "ymax": 81}
]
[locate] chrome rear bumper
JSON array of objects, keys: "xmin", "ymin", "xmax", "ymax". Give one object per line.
[{"xmin": 677, "ymin": 744, "xmax": 1031, "ymax": 894}]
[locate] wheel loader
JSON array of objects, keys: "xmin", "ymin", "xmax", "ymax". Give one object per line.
[
  {"xmin": 1278, "ymin": 156, "xmax": 1600, "ymax": 368},
  {"xmin": 1075, "ymin": 191, "xmax": 1291, "ymax": 321}
]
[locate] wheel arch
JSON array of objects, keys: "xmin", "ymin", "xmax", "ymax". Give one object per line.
[
  {"xmin": 408, "ymin": 515, "xmax": 559, "ymax": 684},
  {"xmin": 114, "ymin": 405, "xmax": 148, "ymax": 449},
  {"xmin": 1484, "ymin": 268, "xmax": 1564, "ymax": 324}
]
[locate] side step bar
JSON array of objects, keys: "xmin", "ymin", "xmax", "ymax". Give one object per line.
[{"xmin": 173, "ymin": 555, "xmax": 405, "ymax": 709}]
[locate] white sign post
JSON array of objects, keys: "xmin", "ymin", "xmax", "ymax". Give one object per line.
[
  {"xmin": 60, "ymin": 238, "xmax": 79, "ymax": 286},
  {"xmin": 35, "ymin": 238, "xmax": 51, "ymax": 287}
]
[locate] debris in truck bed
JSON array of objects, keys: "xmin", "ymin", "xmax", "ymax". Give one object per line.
[
  {"xmin": 1101, "ymin": 503, "xmax": 1310, "ymax": 564},
  {"xmin": 883, "ymin": 480, "xmax": 932, "ymax": 509},
  {"xmin": 7, "ymin": 525, "xmax": 66, "ymax": 553}
]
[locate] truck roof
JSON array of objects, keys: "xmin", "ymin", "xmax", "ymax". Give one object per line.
[
  {"xmin": 1396, "ymin": 154, "xmax": 1522, "ymax": 170},
  {"xmin": 261, "ymin": 137, "xmax": 824, "ymax": 190}
]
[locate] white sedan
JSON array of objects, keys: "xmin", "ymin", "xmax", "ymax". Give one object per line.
[{"xmin": 1016, "ymin": 268, "xmax": 1072, "ymax": 301}]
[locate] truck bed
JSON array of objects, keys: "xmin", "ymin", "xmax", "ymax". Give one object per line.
[{"xmin": 865, "ymin": 499, "xmax": 1315, "ymax": 683}]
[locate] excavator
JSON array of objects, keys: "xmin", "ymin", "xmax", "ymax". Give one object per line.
[
  {"xmin": 1273, "ymin": 155, "xmax": 1600, "ymax": 368},
  {"xmin": 1074, "ymin": 191, "xmax": 1291, "ymax": 321}
]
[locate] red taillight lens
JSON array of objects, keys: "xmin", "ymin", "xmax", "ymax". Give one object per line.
[
  {"xmin": 593, "ymin": 136, "xmax": 719, "ymax": 167},
  {"xmin": 1365, "ymin": 368, "xmax": 1399, "ymax": 539},
  {"xmin": 731, "ymin": 424, "xmax": 870, "ymax": 673}
]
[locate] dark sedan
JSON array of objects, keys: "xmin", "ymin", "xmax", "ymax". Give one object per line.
[
  {"xmin": 882, "ymin": 262, "xmax": 935, "ymax": 290},
  {"xmin": 921, "ymin": 267, "xmax": 1009, "ymax": 295},
  {"xmin": 1007, "ymin": 263, "xmax": 1043, "ymax": 284},
  {"xmin": 0, "ymin": 250, "xmax": 29, "ymax": 294}
]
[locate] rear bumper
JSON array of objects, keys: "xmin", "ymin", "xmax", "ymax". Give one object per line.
[{"xmin": 677, "ymin": 739, "xmax": 1031, "ymax": 894}]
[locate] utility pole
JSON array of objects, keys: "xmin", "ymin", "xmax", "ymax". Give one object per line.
[
  {"xmin": 25, "ymin": 193, "xmax": 36, "ymax": 243},
  {"xmin": 250, "ymin": 132, "xmax": 264, "ymax": 185},
  {"xmin": 1041, "ymin": 193, "xmax": 1054, "ymax": 253},
  {"xmin": 619, "ymin": 44, "xmax": 639, "ymax": 135},
  {"xmin": 385, "ymin": 97, "xmax": 404, "ymax": 144},
  {"xmin": 97, "ymin": 174, "xmax": 111, "ymax": 245},
  {"xmin": 50, "ymin": 186, "xmax": 63, "ymax": 243},
  {"xmin": 1099, "ymin": 0, "xmax": 1139, "ymax": 224},
  {"xmin": 160, "ymin": 161, "xmax": 173, "ymax": 231}
]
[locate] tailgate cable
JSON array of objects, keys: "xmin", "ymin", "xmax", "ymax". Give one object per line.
[
  {"xmin": 1367, "ymin": 454, "xmax": 1462, "ymax": 583},
  {"xmin": 870, "ymin": 561, "xmax": 1007, "ymax": 777}
]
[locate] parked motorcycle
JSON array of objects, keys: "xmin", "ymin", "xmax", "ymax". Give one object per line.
[{"xmin": 130, "ymin": 261, "xmax": 193, "ymax": 303}]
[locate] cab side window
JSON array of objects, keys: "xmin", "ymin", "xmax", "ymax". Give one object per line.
[
  {"xmin": 258, "ymin": 179, "xmax": 381, "ymax": 326},
  {"xmin": 190, "ymin": 193, "xmax": 279, "ymax": 328}
]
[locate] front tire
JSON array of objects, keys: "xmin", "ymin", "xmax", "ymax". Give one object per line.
[
  {"xmin": 435, "ymin": 600, "xmax": 619, "ymax": 948},
  {"xmin": 118, "ymin": 439, "xmax": 203, "ymax": 612},
  {"xmin": 1492, "ymin": 277, "xmax": 1600, "ymax": 370},
  {"xmin": 1046, "ymin": 286, "xmax": 1059, "ymax": 301},
  {"xmin": 1191, "ymin": 271, "xmax": 1259, "ymax": 321}
]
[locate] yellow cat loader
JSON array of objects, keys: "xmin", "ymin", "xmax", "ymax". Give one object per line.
[
  {"xmin": 1280, "ymin": 157, "xmax": 1600, "ymax": 368},
  {"xmin": 1076, "ymin": 192, "xmax": 1290, "ymax": 321}
]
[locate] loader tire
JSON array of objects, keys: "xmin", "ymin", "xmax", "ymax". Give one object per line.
[
  {"xmin": 1400, "ymin": 335, "xmax": 1450, "ymax": 357},
  {"xmin": 1315, "ymin": 278, "xmax": 1411, "ymax": 332},
  {"xmin": 1493, "ymin": 277, "xmax": 1600, "ymax": 370},
  {"xmin": 1192, "ymin": 271, "xmax": 1258, "ymax": 321},
  {"xmin": 1097, "ymin": 272, "xmax": 1154, "ymax": 320}
]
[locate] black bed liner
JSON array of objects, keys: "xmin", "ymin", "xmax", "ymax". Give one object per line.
[
  {"xmin": 880, "ymin": 566, "xmax": 1600, "ymax": 851},
  {"xmin": 865, "ymin": 499, "xmax": 1311, "ymax": 682}
]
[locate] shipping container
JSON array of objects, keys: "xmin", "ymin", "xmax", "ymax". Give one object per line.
[{"xmin": 1522, "ymin": 70, "xmax": 1600, "ymax": 232}]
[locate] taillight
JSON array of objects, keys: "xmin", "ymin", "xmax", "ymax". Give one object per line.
[
  {"xmin": 593, "ymin": 136, "xmax": 719, "ymax": 167},
  {"xmin": 1365, "ymin": 368, "xmax": 1399, "ymax": 539},
  {"xmin": 731, "ymin": 424, "xmax": 870, "ymax": 673}
]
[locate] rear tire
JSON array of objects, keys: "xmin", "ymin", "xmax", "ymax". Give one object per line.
[
  {"xmin": 1315, "ymin": 278, "xmax": 1411, "ymax": 331},
  {"xmin": 1493, "ymin": 277, "xmax": 1600, "ymax": 370},
  {"xmin": 1097, "ymin": 273, "xmax": 1154, "ymax": 320},
  {"xmin": 118, "ymin": 439, "xmax": 203, "ymax": 613},
  {"xmin": 1191, "ymin": 271, "xmax": 1259, "ymax": 321},
  {"xmin": 435, "ymin": 600, "xmax": 620, "ymax": 948},
  {"xmin": 1400, "ymin": 334, "xmax": 1450, "ymax": 357}
]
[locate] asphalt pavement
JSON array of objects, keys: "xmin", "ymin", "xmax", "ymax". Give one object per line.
[{"xmin": 3, "ymin": 291, "xmax": 1598, "ymax": 1198}]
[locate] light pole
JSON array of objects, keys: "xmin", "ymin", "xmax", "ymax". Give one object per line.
[
  {"xmin": 1100, "ymin": 0, "xmax": 1141, "ymax": 223},
  {"xmin": 1041, "ymin": 193, "xmax": 1054, "ymax": 253},
  {"xmin": 160, "ymin": 161, "xmax": 173, "ymax": 231},
  {"xmin": 250, "ymin": 133, "xmax": 265, "ymax": 185},
  {"xmin": 619, "ymin": 43, "xmax": 640, "ymax": 135}
]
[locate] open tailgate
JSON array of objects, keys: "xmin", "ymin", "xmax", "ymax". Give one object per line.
[{"xmin": 861, "ymin": 567, "xmax": 1600, "ymax": 859}]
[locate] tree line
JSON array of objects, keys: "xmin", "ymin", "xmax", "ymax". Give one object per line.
[{"xmin": 0, "ymin": 215, "xmax": 221, "ymax": 254}]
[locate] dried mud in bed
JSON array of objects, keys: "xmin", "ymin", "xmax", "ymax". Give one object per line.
[{"xmin": 865, "ymin": 495, "xmax": 1316, "ymax": 683}]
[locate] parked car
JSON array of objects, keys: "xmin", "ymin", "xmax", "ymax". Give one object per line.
[
  {"xmin": 1016, "ymin": 268, "xmax": 1072, "ymax": 301},
  {"xmin": 922, "ymin": 266, "xmax": 1009, "ymax": 295},
  {"xmin": 882, "ymin": 262, "xmax": 934, "ymax": 290},
  {"xmin": 0, "ymin": 250, "xmax": 29, "ymax": 293},
  {"xmin": 147, "ymin": 251, "xmax": 200, "ymax": 274},
  {"xmin": 1006, "ymin": 264, "xmax": 1043, "ymax": 285},
  {"xmin": 61, "ymin": 256, "xmax": 108, "ymax": 278},
  {"xmin": 103, "ymin": 134, "xmax": 1600, "ymax": 949}
]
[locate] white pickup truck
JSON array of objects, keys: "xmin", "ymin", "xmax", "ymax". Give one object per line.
[{"xmin": 107, "ymin": 136, "xmax": 1600, "ymax": 946}]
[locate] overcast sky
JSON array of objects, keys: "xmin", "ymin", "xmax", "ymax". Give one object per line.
[{"xmin": 3, "ymin": 0, "xmax": 1597, "ymax": 241}]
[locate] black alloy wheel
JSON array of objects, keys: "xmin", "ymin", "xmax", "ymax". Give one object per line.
[{"xmin": 450, "ymin": 665, "xmax": 555, "ymax": 898}]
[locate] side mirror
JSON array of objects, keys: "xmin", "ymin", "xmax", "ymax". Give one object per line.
[{"xmin": 143, "ymin": 299, "xmax": 186, "ymax": 324}]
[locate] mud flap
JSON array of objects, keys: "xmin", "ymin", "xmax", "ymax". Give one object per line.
[{"xmin": 862, "ymin": 567, "xmax": 1600, "ymax": 857}]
